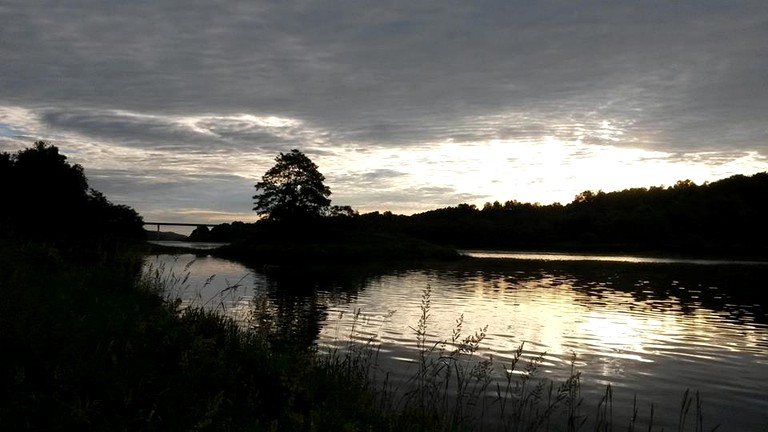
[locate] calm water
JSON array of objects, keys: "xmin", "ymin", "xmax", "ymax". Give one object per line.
[
  {"xmin": 143, "ymin": 250, "xmax": 768, "ymax": 430},
  {"xmin": 147, "ymin": 240, "xmax": 228, "ymax": 250}
]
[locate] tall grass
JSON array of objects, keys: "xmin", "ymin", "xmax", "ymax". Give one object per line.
[
  {"xmin": 318, "ymin": 284, "xmax": 721, "ymax": 432},
  {"xmin": 137, "ymin": 260, "xmax": 722, "ymax": 431}
]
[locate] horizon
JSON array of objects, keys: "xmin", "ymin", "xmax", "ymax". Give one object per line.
[{"xmin": 143, "ymin": 169, "xmax": 766, "ymax": 237}]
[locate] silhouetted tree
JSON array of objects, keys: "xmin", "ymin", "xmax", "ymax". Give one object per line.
[
  {"xmin": 84, "ymin": 189, "xmax": 146, "ymax": 240},
  {"xmin": 329, "ymin": 205, "xmax": 357, "ymax": 218},
  {"xmin": 205, "ymin": 222, "xmax": 254, "ymax": 242},
  {"xmin": 189, "ymin": 225, "xmax": 211, "ymax": 241},
  {"xmin": 1, "ymin": 141, "xmax": 144, "ymax": 248},
  {"xmin": 0, "ymin": 152, "xmax": 13, "ymax": 234},
  {"xmin": 3, "ymin": 141, "xmax": 89, "ymax": 240},
  {"xmin": 253, "ymin": 149, "xmax": 331, "ymax": 222}
]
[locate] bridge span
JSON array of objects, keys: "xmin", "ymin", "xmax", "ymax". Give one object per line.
[
  {"xmin": 143, "ymin": 222, "xmax": 220, "ymax": 237},
  {"xmin": 144, "ymin": 222, "xmax": 220, "ymax": 229}
]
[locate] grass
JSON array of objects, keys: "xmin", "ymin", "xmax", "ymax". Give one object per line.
[
  {"xmin": 0, "ymin": 240, "xmax": 722, "ymax": 431},
  {"xmin": 316, "ymin": 285, "xmax": 721, "ymax": 432},
  {"xmin": 0, "ymin": 242, "xmax": 389, "ymax": 430},
  {"xmin": 381, "ymin": 286, "xmax": 584, "ymax": 431}
]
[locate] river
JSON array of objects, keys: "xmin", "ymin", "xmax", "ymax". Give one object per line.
[{"xmin": 142, "ymin": 248, "xmax": 768, "ymax": 430}]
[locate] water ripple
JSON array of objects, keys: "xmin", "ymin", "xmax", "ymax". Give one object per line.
[{"xmin": 146, "ymin": 252, "xmax": 768, "ymax": 430}]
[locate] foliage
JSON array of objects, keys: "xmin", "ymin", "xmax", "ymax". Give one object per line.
[
  {"xmin": 0, "ymin": 141, "xmax": 145, "ymax": 252},
  {"xmin": 364, "ymin": 172, "xmax": 768, "ymax": 257},
  {"xmin": 188, "ymin": 225, "xmax": 212, "ymax": 241},
  {"xmin": 253, "ymin": 149, "xmax": 332, "ymax": 222},
  {"xmin": 216, "ymin": 217, "xmax": 461, "ymax": 264}
]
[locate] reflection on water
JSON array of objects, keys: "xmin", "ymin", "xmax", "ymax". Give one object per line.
[
  {"xmin": 462, "ymin": 250, "xmax": 768, "ymax": 266},
  {"xmin": 143, "ymin": 253, "xmax": 768, "ymax": 430},
  {"xmin": 147, "ymin": 240, "xmax": 229, "ymax": 250}
]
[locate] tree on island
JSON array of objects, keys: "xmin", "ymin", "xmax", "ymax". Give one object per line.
[
  {"xmin": 253, "ymin": 149, "xmax": 332, "ymax": 222},
  {"xmin": 188, "ymin": 225, "xmax": 211, "ymax": 241}
]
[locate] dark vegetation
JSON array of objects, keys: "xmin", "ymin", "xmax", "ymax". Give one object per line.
[
  {"xmin": 0, "ymin": 240, "xmax": 397, "ymax": 430},
  {"xmin": 207, "ymin": 149, "xmax": 460, "ymax": 263},
  {"xmin": 397, "ymin": 175, "xmax": 768, "ymax": 257},
  {"xmin": 0, "ymin": 143, "xmax": 388, "ymax": 429},
  {"xmin": 1, "ymin": 141, "xmax": 145, "ymax": 260},
  {"xmin": 215, "ymin": 218, "xmax": 461, "ymax": 264},
  {"xmin": 146, "ymin": 229, "xmax": 189, "ymax": 241},
  {"xmin": 200, "ymin": 153, "xmax": 768, "ymax": 260},
  {"xmin": 253, "ymin": 149, "xmax": 332, "ymax": 223}
]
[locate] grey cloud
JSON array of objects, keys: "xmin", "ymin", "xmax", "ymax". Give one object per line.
[
  {"xmin": 330, "ymin": 169, "xmax": 408, "ymax": 185},
  {"xmin": 3, "ymin": 0, "xmax": 766, "ymax": 153},
  {"xmin": 326, "ymin": 169, "xmax": 408, "ymax": 196},
  {"xmin": 660, "ymin": 151, "xmax": 764, "ymax": 166},
  {"xmin": 40, "ymin": 109, "xmax": 200, "ymax": 148},
  {"xmin": 89, "ymin": 168, "xmax": 255, "ymax": 216},
  {"xmin": 193, "ymin": 117, "xmax": 320, "ymax": 151},
  {"xmin": 361, "ymin": 169, "xmax": 407, "ymax": 181},
  {"xmin": 35, "ymin": 107, "xmax": 320, "ymax": 153}
]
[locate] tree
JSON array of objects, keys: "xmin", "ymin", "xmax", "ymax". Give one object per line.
[
  {"xmin": 3, "ymin": 141, "xmax": 90, "ymax": 239},
  {"xmin": 189, "ymin": 225, "xmax": 211, "ymax": 241},
  {"xmin": 253, "ymin": 149, "xmax": 331, "ymax": 222},
  {"xmin": 1, "ymin": 141, "xmax": 144, "ymax": 243}
]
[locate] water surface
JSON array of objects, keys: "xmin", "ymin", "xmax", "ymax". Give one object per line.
[
  {"xmin": 147, "ymin": 240, "xmax": 228, "ymax": 250},
  {"xmin": 143, "ymin": 251, "xmax": 768, "ymax": 430}
]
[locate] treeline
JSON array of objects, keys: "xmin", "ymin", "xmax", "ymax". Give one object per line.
[
  {"xmin": 202, "ymin": 173, "xmax": 768, "ymax": 258},
  {"xmin": 1, "ymin": 142, "xmax": 145, "ymax": 259},
  {"xmin": 396, "ymin": 174, "xmax": 768, "ymax": 256}
]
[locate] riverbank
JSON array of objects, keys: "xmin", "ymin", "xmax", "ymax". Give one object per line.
[
  {"xmin": 3, "ymin": 239, "xmax": 734, "ymax": 430},
  {"xmin": 0, "ymin": 241, "xmax": 393, "ymax": 430}
]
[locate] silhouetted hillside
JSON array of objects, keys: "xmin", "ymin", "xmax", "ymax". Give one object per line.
[
  {"xmin": 396, "ymin": 173, "xmax": 768, "ymax": 257},
  {"xmin": 145, "ymin": 230, "xmax": 188, "ymax": 241}
]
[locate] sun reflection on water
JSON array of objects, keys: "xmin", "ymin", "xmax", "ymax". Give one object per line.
[{"xmin": 146, "ymin": 252, "xmax": 768, "ymax": 430}]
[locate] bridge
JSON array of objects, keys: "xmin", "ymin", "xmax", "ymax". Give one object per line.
[
  {"xmin": 144, "ymin": 222, "xmax": 220, "ymax": 229},
  {"xmin": 143, "ymin": 221, "xmax": 221, "ymax": 238}
]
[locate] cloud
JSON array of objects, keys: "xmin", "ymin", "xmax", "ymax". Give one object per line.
[
  {"xmin": 4, "ymin": 0, "xmax": 767, "ymax": 153},
  {"xmin": 2, "ymin": 1, "xmax": 768, "ymax": 220},
  {"xmin": 35, "ymin": 107, "xmax": 330, "ymax": 153},
  {"xmin": 40, "ymin": 109, "xmax": 202, "ymax": 149}
]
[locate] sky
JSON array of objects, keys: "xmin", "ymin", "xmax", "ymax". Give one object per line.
[{"xmin": 2, "ymin": 1, "xmax": 768, "ymax": 225}]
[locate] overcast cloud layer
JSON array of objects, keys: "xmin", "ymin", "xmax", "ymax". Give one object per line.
[{"xmin": 2, "ymin": 1, "xmax": 767, "ymax": 224}]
